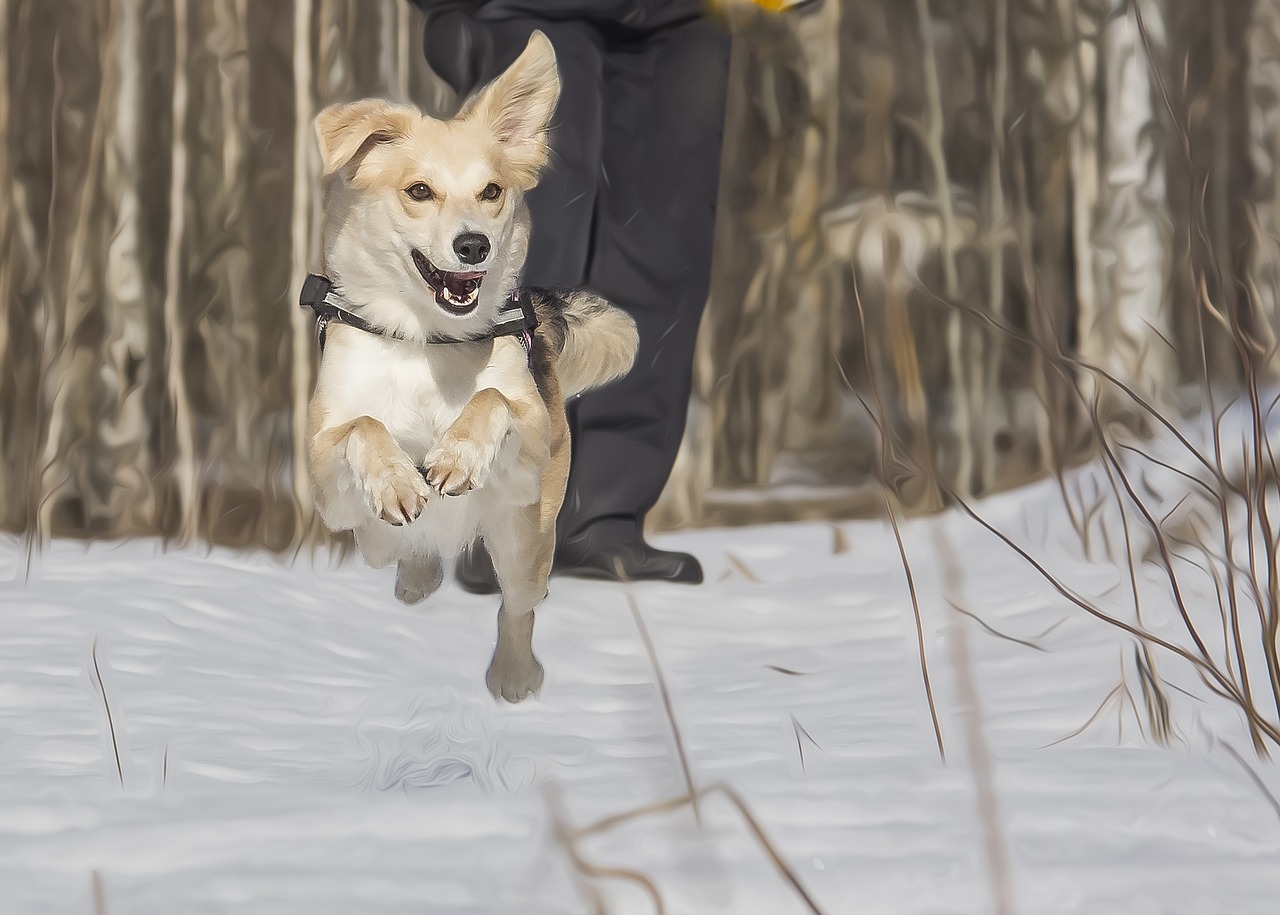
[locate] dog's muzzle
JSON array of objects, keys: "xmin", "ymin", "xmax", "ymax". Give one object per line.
[{"xmin": 412, "ymin": 250, "xmax": 485, "ymax": 315}]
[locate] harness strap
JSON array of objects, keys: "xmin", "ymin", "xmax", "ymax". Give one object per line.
[{"xmin": 299, "ymin": 273, "xmax": 538, "ymax": 363}]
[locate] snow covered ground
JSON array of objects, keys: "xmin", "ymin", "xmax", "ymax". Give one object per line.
[{"xmin": 4, "ymin": 471, "xmax": 1280, "ymax": 914}]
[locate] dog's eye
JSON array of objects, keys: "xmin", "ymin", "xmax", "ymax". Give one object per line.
[
  {"xmin": 405, "ymin": 182, "xmax": 434, "ymax": 202},
  {"xmin": 480, "ymin": 183, "xmax": 503, "ymax": 202}
]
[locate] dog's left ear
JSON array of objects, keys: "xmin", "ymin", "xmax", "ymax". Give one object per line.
[
  {"xmin": 461, "ymin": 31, "xmax": 560, "ymax": 185},
  {"xmin": 315, "ymin": 99, "xmax": 417, "ymax": 177}
]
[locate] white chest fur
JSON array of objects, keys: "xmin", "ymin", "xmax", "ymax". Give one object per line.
[
  {"xmin": 315, "ymin": 327, "xmax": 492, "ymax": 461},
  {"xmin": 310, "ymin": 325, "xmax": 544, "ymax": 564}
]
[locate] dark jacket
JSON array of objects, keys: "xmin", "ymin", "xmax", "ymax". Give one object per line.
[
  {"xmin": 409, "ymin": 1, "xmax": 706, "ymax": 28},
  {"xmin": 409, "ymin": 0, "xmax": 709, "ymax": 96}
]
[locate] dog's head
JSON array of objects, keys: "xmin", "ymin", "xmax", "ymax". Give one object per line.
[{"xmin": 314, "ymin": 32, "xmax": 559, "ymax": 334}]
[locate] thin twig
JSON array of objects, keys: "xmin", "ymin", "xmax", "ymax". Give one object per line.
[
  {"xmin": 703, "ymin": 783, "xmax": 828, "ymax": 915},
  {"xmin": 789, "ymin": 713, "xmax": 822, "ymax": 774},
  {"xmin": 628, "ymin": 595, "xmax": 700, "ymax": 827},
  {"xmin": 851, "ymin": 271, "xmax": 946, "ymax": 762},
  {"xmin": 90, "ymin": 639, "xmax": 123, "ymax": 788},
  {"xmin": 1222, "ymin": 742, "xmax": 1280, "ymax": 823},
  {"xmin": 724, "ymin": 552, "xmax": 763, "ymax": 583},
  {"xmin": 949, "ymin": 604, "xmax": 1046, "ymax": 653}
]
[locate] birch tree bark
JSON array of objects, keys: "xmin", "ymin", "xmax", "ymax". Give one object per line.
[
  {"xmin": 912, "ymin": 0, "xmax": 973, "ymax": 496},
  {"xmin": 100, "ymin": 0, "xmax": 155, "ymax": 533},
  {"xmin": 288, "ymin": 0, "xmax": 317, "ymax": 547},
  {"xmin": 1086, "ymin": 0, "xmax": 1174, "ymax": 407},
  {"xmin": 200, "ymin": 0, "xmax": 263, "ymax": 544},
  {"xmin": 0, "ymin": 0, "xmax": 11, "ymax": 517},
  {"xmin": 1247, "ymin": 0, "xmax": 1280, "ymax": 369},
  {"xmin": 161, "ymin": 0, "xmax": 200, "ymax": 544},
  {"xmin": 35, "ymin": 4, "xmax": 109, "ymax": 540}
]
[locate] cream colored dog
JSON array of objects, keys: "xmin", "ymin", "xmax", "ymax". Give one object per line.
[{"xmin": 304, "ymin": 32, "xmax": 638, "ymax": 702}]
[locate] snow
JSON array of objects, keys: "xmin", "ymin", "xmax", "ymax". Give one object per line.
[{"xmin": 4, "ymin": 468, "xmax": 1280, "ymax": 913}]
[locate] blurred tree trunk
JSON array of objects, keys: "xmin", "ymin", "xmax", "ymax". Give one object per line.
[
  {"xmin": 160, "ymin": 0, "xmax": 199, "ymax": 543},
  {"xmin": 1087, "ymin": 0, "xmax": 1174, "ymax": 409},
  {"xmin": 1247, "ymin": 0, "xmax": 1280, "ymax": 369},
  {"xmin": 197, "ymin": 0, "xmax": 264, "ymax": 545},
  {"xmin": 0, "ymin": 0, "xmax": 12, "ymax": 520},
  {"xmin": 3, "ymin": 0, "xmax": 1274, "ymax": 546},
  {"xmin": 34, "ymin": 2, "xmax": 111, "ymax": 544},
  {"xmin": 286, "ymin": 0, "xmax": 317, "ymax": 549},
  {"xmin": 99, "ymin": 0, "xmax": 156, "ymax": 533}
]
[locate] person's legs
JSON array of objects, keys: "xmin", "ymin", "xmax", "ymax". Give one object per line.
[
  {"xmin": 554, "ymin": 19, "xmax": 731, "ymax": 579},
  {"xmin": 435, "ymin": 14, "xmax": 731, "ymax": 590},
  {"xmin": 458, "ymin": 17, "xmax": 605, "ymax": 287},
  {"xmin": 441, "ymin": 17, "xmax": 606, "ymax": 592}
]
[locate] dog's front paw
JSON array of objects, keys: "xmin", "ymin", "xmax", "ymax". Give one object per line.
[
  {"xmin": 485, "ymin": 645, "xmax": 545, "ymax": 703},
  {"xmin": 362, "ymin": 457, "xmax": 433, "ymax": 526},
  {"xmin": 422, "ymin": 435, "xmax": 499, "ymax": 497}
]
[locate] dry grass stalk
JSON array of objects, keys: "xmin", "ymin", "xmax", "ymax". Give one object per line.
[
  {"xmin": 852, "ymin": 273, "xmax": 946, "ymax": 761},
  {"xmin": 628, "ymin": 595, "xmax": 701, "ymax": 827},
  {"xmin": 546, "ymin": 783, "xmax": 661, "ymax": 915},
  {"xmin": 566, "ymin": 781, "xmax": 827, "ymax": 915},
  {"xmin": 933, "ymin": 528, "xmax": 1016, "ymax": 915},
  {"xmin": 1222, "ymin": 741, "xmax": 1280, "ymax": 822},
  {"xmin": 860, "ymin": 251, "xmax": 1280, "ymax": 748},
  {"xmin": 724, "ymin": 551, "xmax": 762, "ymax": 583},
  {"xmin": 89, "ymin": 638, "xmax": 124, "ymax": 789}
]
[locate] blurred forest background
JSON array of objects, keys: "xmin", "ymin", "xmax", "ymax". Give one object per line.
[{"xmin": 1, "ymin": 0, "xmax": 1278, "ymax": 552}]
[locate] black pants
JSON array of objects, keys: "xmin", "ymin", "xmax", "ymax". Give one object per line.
[{"xmin": 426, "ymin": 14, "xmax": 731, "ymax": 547}]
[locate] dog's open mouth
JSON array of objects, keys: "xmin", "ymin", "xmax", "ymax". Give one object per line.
[{"xmin": 411, "ymin": 250, "xmax": 485, "ymax": 315}]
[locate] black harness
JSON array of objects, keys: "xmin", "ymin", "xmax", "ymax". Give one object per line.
[{"xmin": 299, "ymin": 273, "xmax": 539, "ymax": 362}]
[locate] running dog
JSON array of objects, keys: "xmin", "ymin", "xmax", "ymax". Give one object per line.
[{"xmin": 303, "ymin": 32, "xmax": 638, "ymax": 702}]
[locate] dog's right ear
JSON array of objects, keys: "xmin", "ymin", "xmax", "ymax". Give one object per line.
[{"xmin": 314, "ymin": 99, "xmax": 416, "ymax": 177}]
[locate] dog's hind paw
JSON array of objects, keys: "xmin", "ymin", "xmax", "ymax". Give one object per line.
[
  {"xmin": 422, "ymin": 435, "xmax": 499, "ymax": 497},
  {"xmin": 485, "ymin": 649, "xmax": 545, "ymax": 703},
  {"xmin": 395, "ymin": 553, "xmax": 444, "ymax": 605}
]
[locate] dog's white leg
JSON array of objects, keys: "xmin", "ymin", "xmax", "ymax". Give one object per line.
[
  {"xmin": 313, "ymin": 415, "xmax": 433, "ymax": 527},
  {"xmin": 422, "ymin": 388, "xmax": 513, "ymax": 497},
  {"xmin": 482, "ymin": 505, "xmax": 554, "ymax": 702},
  {"xmin": 395, "ymin": 552, "xmax": 444, "ymax": 605}
]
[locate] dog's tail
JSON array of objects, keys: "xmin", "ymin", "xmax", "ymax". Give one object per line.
[{"xmin": 554, "ymin": 291, "xmax": 639, "ymax": 399}]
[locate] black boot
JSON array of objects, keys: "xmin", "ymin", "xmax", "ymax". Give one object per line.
[
  {"xmin": 453, "ymin": 522, "xmax": 703, "ymax": 594},
  {"xmin": 553, "ymin": 518, "xmax": 703, "ymax": 585},
  {"xmin": 454, "ymin": 541, "xmax": 500, "ymax": 595}
]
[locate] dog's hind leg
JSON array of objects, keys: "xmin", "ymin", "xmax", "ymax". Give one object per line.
[
  {"xmin": 483, "ymin": 504, "xmax": 556, "ymax": 702},
  {"xmin": 395, "ymin": 552, "xmax": 444, "ymax": 605}
]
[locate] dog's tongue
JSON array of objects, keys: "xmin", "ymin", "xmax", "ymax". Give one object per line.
[{"xmin": 442, "ymin": 270, "xmax": 484, "ymax": 298}]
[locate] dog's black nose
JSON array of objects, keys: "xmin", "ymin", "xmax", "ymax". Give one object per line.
[{"xmin": 453, "ymin": 233, "xmax": 490, "ymax": 266}]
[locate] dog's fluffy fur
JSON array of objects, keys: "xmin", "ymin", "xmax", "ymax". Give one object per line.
[{"xmin": 305, "ymin": 32, "xmax": 638, "ymax": 702}]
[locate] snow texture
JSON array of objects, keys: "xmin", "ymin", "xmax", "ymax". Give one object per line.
[{"xmin": 4, "ymin": 466, "xmax": 1280, "ymax": 913}]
